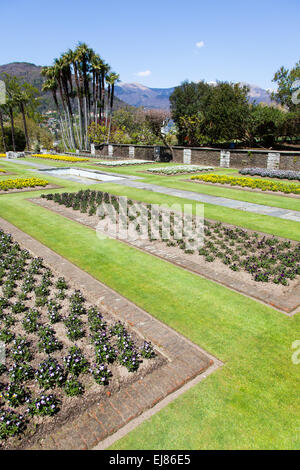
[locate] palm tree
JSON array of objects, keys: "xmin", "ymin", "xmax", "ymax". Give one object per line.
[
  {"xmin": 0, "ymin": 107, "xmax": 7, "ymax": 152},
  {"xmin": 54, "ymin": 57, "xmax": 76, "ymax": 149},
  {"xmin": 14, "ymin": 82, "xmax": 39, "ymax": 150},
  {"xmin": 41, "ymin": 44, "xmax": 118, "ymax": 151},
  {"xmin": 42, "ymin": 66, "xmax": 72, "ymax": 150},
  {"xmin": 106, "ymin": 72, "xmax": 120, "ymax": 143},
  {"xmin": 4, "ymin": 75, "xmax": 19, "ymax": 152}
]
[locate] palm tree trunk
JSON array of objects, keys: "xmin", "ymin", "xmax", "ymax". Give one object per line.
[
  {"xmin": 9, "ymin": 107, "xmax": 16, "ymax": 152},
  {"xmin": 107, "ymin": 82, "xmax": 115, "ymax": 144},
  {"xmin": 20, "ymin": 102, "xmax": 30, "ymax": 150},
  {"xmin": 77, "ymin": 97, "xmax": 83, "ymax": 149},
  {"xmin": 0, "ymin": 109, "xmax": 6, "ymax": 152}
]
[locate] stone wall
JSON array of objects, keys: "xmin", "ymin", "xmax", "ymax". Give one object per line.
[{"xmin": 93, "ymin": 143, "xmax": 300, "ymax": 170}]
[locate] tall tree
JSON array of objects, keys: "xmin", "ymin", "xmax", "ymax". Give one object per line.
[
  {"xmin": 41, "ymin": 44, "xmax": 118, "ymax": 151},
  {"xmin": 272, "ymin": 60, "xmax": 300, "ymax": 112},
  {"xmin": 106, "ymin": 72, "xmax": 120, "ymax": 143},
  {"xmin": 0, "ymin": 108, "xmax": 6, "ymax": 152}
]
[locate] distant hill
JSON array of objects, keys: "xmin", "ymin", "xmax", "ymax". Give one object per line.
[
  {"xmin": 115, "ymin": 82, "xmax": 274, "ymax": 110},
  {"xmin": 0, "ymin": 62, "xmax": 128, "ymax": 113},
  {"xmin": 0, "ymin": 62, "xmax": 274, "ymax": 113},
  {"xmin": 115, "ymin": 83, "xmax": 174, "ymax": 110}
]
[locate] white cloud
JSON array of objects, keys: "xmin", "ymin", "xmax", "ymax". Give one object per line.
[
  {"xmin": 136, "ymin": 70, "xmax": 151, "ymax": 77},
  {"xmin": 195, "ymin": 41, "xmax": 205, "ymax": 48}
]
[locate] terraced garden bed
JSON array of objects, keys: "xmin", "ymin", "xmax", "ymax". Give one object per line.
[
  {"xmin": 146, "ymin": 165, "xmax": 214, "ymax": 175},
  {"xmin": 33, "ymin": 190, "xmax": 300, "ymax": 313},
  {"xmin": 190, "ymin": 173, "xmax": 300, "ymax": 195},
  {"xmin": 95, "ymin": 160, "xmax": 153, "ymax": 167},
  {"xmin": 239, "ymin": 168, "xmax": 300, "ymax": 181},
  {"xmin": 0, "ymin": 228, "xmax": 164, "ymax": 449},
  {"xmin": 31, "ymin": 154, "xmax": 90, "ymax": 163},
  {"xmin": 0, "ymin": 178, "xmax": 50, "ymax": 194}
]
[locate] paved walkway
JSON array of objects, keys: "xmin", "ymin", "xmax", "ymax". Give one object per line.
[
  {"xmin": 4, "ymin": 158, "xmax": 300, "ymax": 222},
  {"xmin": 112, "ymin": 179, "xmax": 300, "ymax": 223}
]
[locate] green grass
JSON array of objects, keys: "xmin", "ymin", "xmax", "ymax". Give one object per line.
[
  {"xmin": 19, "ymin": 156, "xmax": 300, "ymax": 213},
  {"xmin": 0, "ymin": 183, "xmax": 299, "ymax": 449},
  {"xmin": 0, "ymin": 159, "xmax": 299, "ymax": 241}
]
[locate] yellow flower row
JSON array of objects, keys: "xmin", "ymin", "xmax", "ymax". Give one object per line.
[
  {"xmin": 190, "ymin": 173, "xmax": 300, "ymax": 194},
  {"xmin": 0, "ymin": 177, "xmax": 49, "ymax": 191},
  {"xmin": 0, "ymin": 154, "xmax": 6, "ymax": 157},
  {"xmin": 0, "ymin": 169, "xmax": 6, "ymax": 173},
  {"xmin": 32, "ymin": 154, "xmax": 89, "ymax": 163}
]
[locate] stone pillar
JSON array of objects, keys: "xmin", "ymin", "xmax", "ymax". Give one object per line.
[
  {"xmin": 108, "ymin": 145, "xmax": 114, "ymax": 157},
  {"xmin": 183, "ymin": 148, "xmax": 191, "ymax": 164},
  {"xmin": 267, "ymin": 152, "xmax": 280, "ymax": 170},
  {"xmin": 6, "ymin": 151, "xmax": 24, "ymax": 159},
  {"xmin": 220, "ymin": 150, "xmax": 230, "ymax": 168},
  {"xmin": 90, "ymin": 144, "xmax": 95, "ymax": 156},
  {"xmin": 154, "ymin": 146, "xmax": 160, "ymax": 161},
  {"xmin": 129, "ymin": 146, "xmax": 135, "ymax": 159}
]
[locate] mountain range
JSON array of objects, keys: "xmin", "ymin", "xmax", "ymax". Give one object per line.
[{"xmin": 0, "ymin": 62, "xmax": 273, "ymax": 112}]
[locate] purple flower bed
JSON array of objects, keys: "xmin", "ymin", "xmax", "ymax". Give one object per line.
[
  {"xmin": 0, "ymin": 228, "xmax": 156, "ymax": 443},
  {"xmin": 239, "ymin": 168, "xmax": 300, "ymax": 181}
]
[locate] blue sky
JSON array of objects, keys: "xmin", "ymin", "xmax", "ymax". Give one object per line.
[{"xmin": 1, "ymin": 0, "xmax": 299, "ymax": 90}]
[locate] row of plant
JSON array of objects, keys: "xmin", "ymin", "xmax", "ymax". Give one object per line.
[
  {"xmin": 0, "ymin": 177, "xmax": 49, "ymax": 192},
  {"xmin": 96, "ymin": 159, "xmax": 152, "ymax": 166},
  {"xmin": 0, "ymin": 228, "xmax": 156, "ymax": 441},
  {"xmin": 190, "ymin": 173, "xmax": 300, "ymax": 194},
  {"xmin": 0, "ymin": 169, "xmax": 6, "ymax": 173},
  {"xmin": 0, "ymin": 155, "xmax": 6, "ymax": 158},
  {"xmin": 41, "ymin": 189, "xmax": 300, "ymax": 286},
  {"xmin": 31, "ymin": 154, "xmax": 90, "ymax": 163},
  {"xmin": 146, "ymin": 165, "xmax": 214, "ymax": 175},
  {"xmin": 239, "ymin": 167, "xmax": 300, "ymax": 181}
]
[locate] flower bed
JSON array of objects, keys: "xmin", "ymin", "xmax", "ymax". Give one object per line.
[
  {"xmin": 147, "ymin": 165, "xmax": 214, "ymax": 175},
  {"xmin": 0, "ymin": 178, "xmax": 49, "ymax": 192},
  {"xmin": 0, "ymin": 154, "xmax": 6, "ymax": 158},
  {"xmin": 41, "ymin": 190, "xmax": 300, "ymax": 286},
  {"xmin": 0, "ymin": 228, "xmax": 157, "ymax": 444},
  {"xmin": 31, "ymin": 154, "xmax": 89, "ymax": 163},
  {"xmin": 190, "ymin": 173, "xmax": 300, "ymax": 195},
  {"xmin": 96, "ymin": 159, "xmax": 152, "ymax": 166},
  {"xmin": 239, "ymin": 167, "xmax": 300, "ymax": 181},
  {"xmin": 0, "ymin": 169, "xmax": 6, "ymax": 173}
]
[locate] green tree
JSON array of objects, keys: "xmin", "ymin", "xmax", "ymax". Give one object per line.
[
  {"xmin": 271, "ymin": 60, "xmax": 300, "ymax": 111},
  {"xmin": 203, "ymin": 82, "xmax": 250, "ymax": 144},
  {"xmin": 246, "ymin": 104, "xmax": 286, "ymax": 147},
  {"xmin": 41, "ymin": 43, "xmax": 117, "ymax": 152},
  {"xmin": 1, "ymin": 74, "xmax": 39, "ymax": 151},
  {"xmin": 0, "ymin": 126, "xmax": 26, "ymax": 152},
  {"xmin": 170, "ymin": 81, "xmax": 210, "ymax": 145},
  {"xmin": 170, "ymin": 81, "xmax": 251, "ymax": 146}
]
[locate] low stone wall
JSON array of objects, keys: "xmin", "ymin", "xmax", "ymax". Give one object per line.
[{"xmin": 93, "ymin": 143, "xmax": 300, "ymax": 170}]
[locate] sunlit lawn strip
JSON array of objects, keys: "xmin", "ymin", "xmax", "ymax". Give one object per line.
[{"xmin": 0, "ymin": 163, "xmax": 299, "ymax": 239}]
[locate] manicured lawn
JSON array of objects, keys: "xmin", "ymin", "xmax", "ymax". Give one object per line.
[
  {"xmin": 0, "ymin": 165, "xmax": 299, "ymax": 449},
  {"xmin": 12, "ymin": 157, "xmax": 300, "ymax": 212},
  {"xmin": 0, "ymin": 160, "xmax": 299, "ymax": 242}
]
